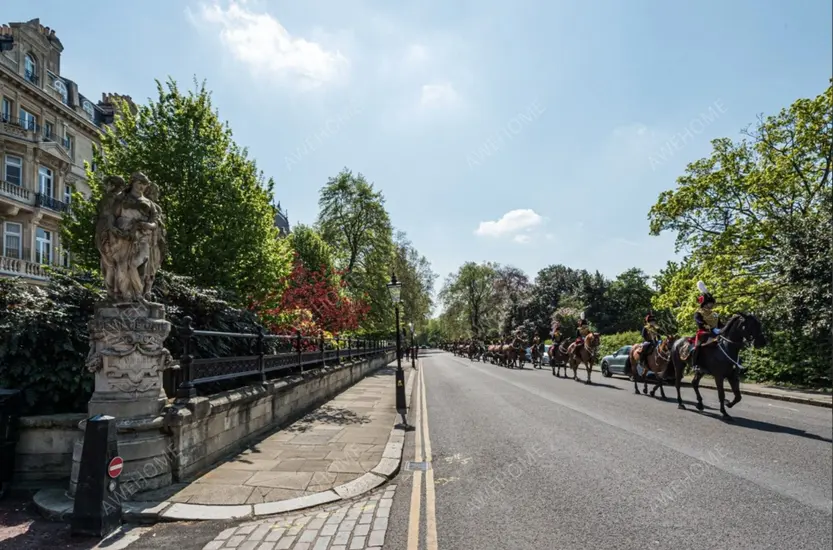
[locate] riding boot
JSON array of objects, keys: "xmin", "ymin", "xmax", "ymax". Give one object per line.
[{"xmin": 691, "ymin": 345, "xmax": 701, "ymax": 374}]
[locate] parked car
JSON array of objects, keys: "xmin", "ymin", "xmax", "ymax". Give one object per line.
[
  {"xmin": 600, "ymin": 346, "xmax": 632, "ymax": 378},
  {"xmin": 525, "ymin": 345, "xmax": 550, "ymax": 366}
]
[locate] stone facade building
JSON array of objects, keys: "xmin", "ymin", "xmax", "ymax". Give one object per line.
[
  {"xmin": 274, "ymin": 201, "xmax": 290, "ymax": 237},
  {"xmin": 0, "ymin": 18, "xmax": 110, "ymax": 282}
]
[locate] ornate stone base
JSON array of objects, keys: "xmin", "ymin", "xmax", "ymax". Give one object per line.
[
  {"xmin": 69, "ymin": 416, "xmax": 172, "ymax": 497},
  {"xmin": 86, "ymin": 301, "xmax": 173, "ymax": 419}
]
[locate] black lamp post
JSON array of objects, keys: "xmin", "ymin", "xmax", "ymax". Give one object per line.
[
  {"xmin": 408, "ymin": 322, "xmax": 416, "ymax": 368},
  {"xmin": 386, "ymin": 273, "xmax": 409, "ymax": 428}
]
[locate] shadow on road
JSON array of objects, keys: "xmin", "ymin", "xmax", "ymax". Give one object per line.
[{"xmin": 689, "ymin": 411, "xmax": 833, "ymax": 443}]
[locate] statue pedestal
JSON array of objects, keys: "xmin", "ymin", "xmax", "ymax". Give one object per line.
[
  {"xmin": 86, "ymin": 302, "xmax": 172, "ymax": 418},
  {"xmin": 69, "ymin": 301, "xmax": 175, "ymax": 497}
]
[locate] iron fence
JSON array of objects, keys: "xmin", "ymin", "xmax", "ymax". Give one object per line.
[{"xmin": 168, "ymin": 316, "xmax": 396, "ymax": 398}]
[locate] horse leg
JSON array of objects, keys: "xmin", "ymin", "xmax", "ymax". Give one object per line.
[
  {"xmin": 585, "ymin": 360, "xmax": 592, "ymax": 384},
  {"xmin": 691, "ymin": 371, "xmax": 705, "ymax": 411},
  {"xmin": 715, "ymin": 373, "xmax": 733, "ymax": 421},
  {"xmin": 674, "ymin": 357, "xmax": 686, "ymax": 410},
  {"xmin": 726, "ymin": 371, "xmax": 742, "ymax": 409}
]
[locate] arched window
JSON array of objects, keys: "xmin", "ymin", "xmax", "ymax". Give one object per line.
[
  {"xmin": 82, "ymin": 100, "xmax": 94, "ymax": 121},
  {"xmin": 53, "ymin": 79, "xmax": 68, "ymax": 104},
  {"xmin": 24, "ymin": 53, "xmax": 37, "ymax": 83}
]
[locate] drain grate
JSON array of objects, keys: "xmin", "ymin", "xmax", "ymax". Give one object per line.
[{"xmin": 404, "ymin": 461, "xmax": 431, "ymax": 471}]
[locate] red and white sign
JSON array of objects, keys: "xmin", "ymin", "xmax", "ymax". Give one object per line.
[{"xmin": 108, "ymin": 456, "xmax": 124, "ymax": 479}]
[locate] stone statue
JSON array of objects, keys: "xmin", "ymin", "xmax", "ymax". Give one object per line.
[{"xmin": 95, "ymin": 172, "xmax": 166, "ymax": 304}]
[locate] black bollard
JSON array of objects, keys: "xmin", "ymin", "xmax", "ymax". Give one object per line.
[{"xmin": 71, "ymin": 414, "xmax": 122, "ymax": 539}]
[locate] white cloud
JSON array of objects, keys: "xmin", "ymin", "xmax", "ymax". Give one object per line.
[
  {"xmin": 194, "ymin": 1, "xmax": 348, "ymax": 89},
  {"xmin": 475, "ymin": 209, "xmax": 544, "ymax": 238},
  {"xmin": 545, "ymin": 233, "xmax": 555, "ymax": 240},
  {"xmin": 420, "ymin": 83, "xmax": 459, "ymax": 108},
  {"xmin": 514, "ymin": 234, "xmax": 532, "ymax": 244}
]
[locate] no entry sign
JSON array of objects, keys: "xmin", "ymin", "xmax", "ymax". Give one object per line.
[{"xmin": 108, "ymin": 456, "xmax": 124, "ymax": 479}]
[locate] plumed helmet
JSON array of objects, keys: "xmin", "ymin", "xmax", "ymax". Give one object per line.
[
  {"xmin": 580, "ymin": 311, "xmax": 586, "ymax": 320},
  {"xmin": 645, "ymin": 312, "xmax": 655, "ymax": 322},
  {"xmin": 696, "ymin": 280, "xmax": 715, "ymax": 306}
]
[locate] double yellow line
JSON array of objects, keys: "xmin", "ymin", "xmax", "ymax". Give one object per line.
[{"xmin": 407, "ymin": 362, "xmax": 439, "ymax": 550}]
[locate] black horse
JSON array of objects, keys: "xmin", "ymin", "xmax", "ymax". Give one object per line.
[{"xmin": 670, "ymin": 313, "xmax": 767, "ymax": 420}]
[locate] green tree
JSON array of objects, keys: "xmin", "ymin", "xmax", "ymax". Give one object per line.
[
  {"xmin": 317, "ymin": 168, "xmax": 395, "ymax": 333},
  {"xmin": 289, "ymin": 224, "xmax": 335, "ymax": 274},
  {"xmin": 649, "ymin": 84, "xmax": 832, "ymax": 386},
  {"xmin": 62, "ymin": 78, "xmax": 291, "ymax": 300},
  {"xmin": 393, "ymin": 230, "xmax": 437, "ymax": 333},
  {"xmin": 438, "ymin": 262, "xmax": 500, "ymax": 338},
  {"xmin": 605, "ymin": 268, "xmax": 655, "ymax": 333}
]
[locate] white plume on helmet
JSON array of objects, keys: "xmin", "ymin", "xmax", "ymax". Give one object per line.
[
  {"xmin": 580, "ymin": 311, "xmax": 586, "ymax": 320},
  {"xmin": 697, "ymin": 280, "xmax": 708, "ymax": 293}
]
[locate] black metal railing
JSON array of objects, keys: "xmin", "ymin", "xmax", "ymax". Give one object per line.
[
  {"xmin": 24, "ymin": 71, "xmax": 39, "ymax": 86},
  {"xmin": 170, "ymin": 316, "xmax": 396, "ymax": 399},
  {"xmin": 35, "ymin": 193, "xmax": 70, "ymax": 213}
]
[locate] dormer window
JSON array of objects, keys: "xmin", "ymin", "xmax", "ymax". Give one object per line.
[
  {"xmin": 54, "ymin": 79, "xmax": 68, "ymax": 104},
  {"xmin": 82, "ymin": 100, "xmax": 94, "ymax": 121},
  {"xmin": 24, "ymin": 54, "xmax": 38, "ymax": 84}
]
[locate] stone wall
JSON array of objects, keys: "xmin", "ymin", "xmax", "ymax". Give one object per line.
[
  {"xmin": 14, "ymin": 413, "xmax": 86, "ymax": 483},
  {"xmin": 165, "ymin": 351, "xmax": 395, "ymax": 482}
]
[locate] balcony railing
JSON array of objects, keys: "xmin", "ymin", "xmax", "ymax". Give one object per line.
[
  {"xmin": 35, "ymin": 193, "xmax": 70, "ymax": 213},
  {"xmin": 24, "ymin": 71, "xmax": 39, "ymax": 86},
  {"xmin": 0, "ymin": 179, "xmax": 32, "ymax": 203},
  {"xmin": 0, "ymin": 250, "xmax": 48, "ymax": 281}
]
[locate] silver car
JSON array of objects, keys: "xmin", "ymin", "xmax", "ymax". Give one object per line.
[{"xmin": 600, "ymin": 345, "xmax": 632, "ymax": 378}]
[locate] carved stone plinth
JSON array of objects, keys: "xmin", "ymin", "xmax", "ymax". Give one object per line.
[{"xmin": 85, "ymin": 301, "xmax": 174, "ymax": 419}]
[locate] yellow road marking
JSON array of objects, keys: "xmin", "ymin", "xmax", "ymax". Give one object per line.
[
  {"xmin": 421, "ymin": 364, "xmax": 439, "ymax": 550},
  {"xmin": 406, "ymin": 368, "xmax": 423, "ymax": 550}
]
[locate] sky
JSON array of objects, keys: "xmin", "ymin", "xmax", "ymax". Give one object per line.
[{"xmin": 6, "ymin": 0, "xmax": 832, "ymax": 297}]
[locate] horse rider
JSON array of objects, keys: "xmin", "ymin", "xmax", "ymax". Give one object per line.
[
  {"xmin": 639, "ymin": 312, "xmax": 661, "ymax": 369},
  {"xmin": 552, "ymin": 321, "xmax": 563, "ymax": 343},
  {"xmin": 691, "ymin": 281, "xmax": 739, "ymax": 374},
  {"xmin": 575, "ymin": 313, "xmax": 591, "ymax": 348}
]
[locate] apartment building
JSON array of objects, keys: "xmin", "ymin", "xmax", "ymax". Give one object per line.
[
  {"xmin": 0, "ymin": 18, "xmax": 110, "ymax": 282},
  {"xmin": 274, "ymin": 202, "xmax": 290, "ymax": 237}
]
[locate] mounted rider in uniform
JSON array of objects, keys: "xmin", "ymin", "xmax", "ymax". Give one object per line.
[
  {"xmin": 691, "ymin": 281, "xmax": 725, "ymax": 374},
  {"xmin": 639, "ymin": 312, "xmax": 660, "ymax": 369},
  {"xmin": 575, "ymin": 313, "xmax": 591, "ymax": 348}
]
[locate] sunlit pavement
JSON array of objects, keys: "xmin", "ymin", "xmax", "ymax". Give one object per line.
[{"xmin": 384, "ymin": 350, "xmax": 832, "ymax": 550}]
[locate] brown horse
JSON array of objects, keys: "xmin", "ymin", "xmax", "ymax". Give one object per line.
[
  {"xmin": 567, "ymin": 333, "xmax": 600, "ymax": 383},
  {"xmin": 628, "ymin": 337, "xmax": 674, "ymax": 398},
  {"xmin": 549, "ymin": 339, "xmax": 571, "ymax": 377}
]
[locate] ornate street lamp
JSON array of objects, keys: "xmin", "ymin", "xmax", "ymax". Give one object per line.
[{"xmin": 386, "ymin": 273, "xmax": 408, "ymax": 427}]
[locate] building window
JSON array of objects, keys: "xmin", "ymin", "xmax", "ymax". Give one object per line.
[
  {"xmin": 64, "ymin": 183, "xmax": 73, "ymax": 205},
  {"xmin": 3, "ymin": 222, "xmax": 22, "ymax": 259},
  {"xmin": 4, "ymin": 155, "xmax": 22, "ymax": 186},
  {"xmin": 1, "ymin": 98, "xmax": 10, "ymax": 122},
  {"xmin": 82, "ymin": 100, "xmax": 95, "ymax": 121},
  {"xmin": 64, "ymin": 133, "xmax": 75, "ymax": 158},
  {"xmin": 24, "ymin": 54, "xmax": 38, "ymax": 84},
  {"xmin": 44, "ymin": 121, "xmax": 53, "ymax": 140},
  {"xmin": 35, "ymin": 227, "xmax": 52, "ymax": 265},
  {"xmin": 38, "ymin": 166, "xmax": 53, "ymax": 197},
  {"xmin": 53, "ymin": 79, "xmax": 68, "ymax": 104},
  {"xmin": 19, "ymin": 107, "xmax": 36, "ymax": 131}
]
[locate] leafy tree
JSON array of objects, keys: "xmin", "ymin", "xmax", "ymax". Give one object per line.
[
  {"xmin": 605, "ymin": 268, "xmax": 655, "ymax": 333},
  {"xmin": 438, "ymin": 262, "xmax": 499, "ymax": 338},
  {"xmin": 317, "ymin": 168, "xmax": 394, "ymax": 333},
  {"xmin": 289, "ymin": 224, "xmax": 335, "ymax": 279},
  {"xmin": 393, "ymin": 230, "xmax": 437, "ymax": 333},
  {"xmin": 62, "ymin": 78, "xmax": 292, "ymax": 301},
  {"xmin": 649, "ymin": 83, "xmax": 832, "ymax": 386}
]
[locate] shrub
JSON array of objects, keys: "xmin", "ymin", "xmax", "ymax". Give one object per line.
[
  {"xmin": 597, "ymin": 331, "xmax": 642, "ymax": 359},
  {"xmin": 0, "ymin": 269, "xmax": 268, "ymax": 416}
]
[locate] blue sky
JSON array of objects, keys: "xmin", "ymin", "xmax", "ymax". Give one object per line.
[{"xmin": 7, "ymin": 0, "xmax": 832, "ymax": 292}]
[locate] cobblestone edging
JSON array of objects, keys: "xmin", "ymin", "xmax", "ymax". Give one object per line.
[{"xmin": 203, "ymin": 484, "xmax": 396, "ymax": 550}]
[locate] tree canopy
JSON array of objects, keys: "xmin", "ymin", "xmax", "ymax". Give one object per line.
[{"xmin": 62, "ymin": 78, "xmax": 292, "ymax": 301}]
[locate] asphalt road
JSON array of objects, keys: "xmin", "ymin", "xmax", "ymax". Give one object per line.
[{"xmin": 385, "ymin": 350, "xmax": 833, "ymax": 550}]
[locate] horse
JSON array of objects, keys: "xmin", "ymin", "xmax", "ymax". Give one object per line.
[
  {"xmin": 549, "ymin": 339, "xmax": 571, "ymax": 377},
  {"xmin": 628, "ymin": 336, "xmax": 674, "ymax": 398},
  {"xmin": 530, "ymin": 342, "xmax": 542, "ymax": 369},
  {"xmin": 567, "ymin": 333, "xmax": 600, "ymax": 383},
  {"xmin": 670, "ymin": 313, "xmax": 766, "ymax": 420}
]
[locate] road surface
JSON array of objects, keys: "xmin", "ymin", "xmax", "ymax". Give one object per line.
[{"xmin": 385, "ymin": 350, "xmax": 833, "ymax": 550}]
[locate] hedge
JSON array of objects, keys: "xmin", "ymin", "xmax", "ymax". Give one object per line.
[{"xmin": 0, "ymin": 269, "xmax": 266, "ymax": 416}]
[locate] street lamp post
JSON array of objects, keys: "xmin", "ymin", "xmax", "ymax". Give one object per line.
[
  {"xmin": 387, "ymin": 273, "xmax": 409, "ymax": 428},
  {"xmin": 408, "ymin": 322, "xmax": 416, "ymax": 369}
]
